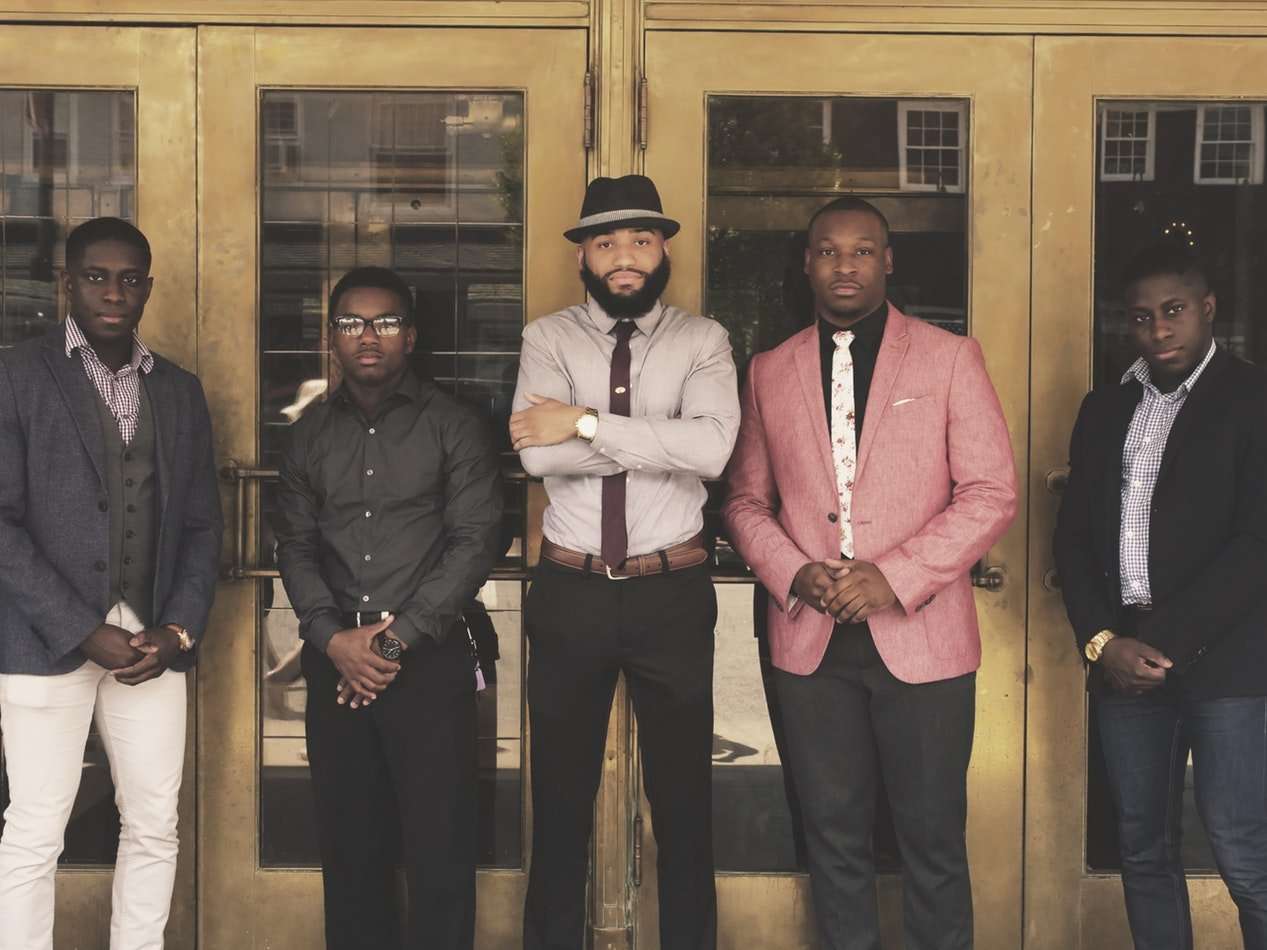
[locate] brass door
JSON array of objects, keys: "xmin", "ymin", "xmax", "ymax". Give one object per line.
[
  {"xmin": 1028, "ymin": 36, "xmax": 1267, "ymax": 950},
  {"xmin": 0, "ymin": 25, "xmax": 197, "ymax": 950},
  {"xmin": 196, "ymin": 26, "xmax": 585, "ymax": 948},
  {"xmin": 640, "ymin": 31, "xmax": 1033, "ymax": 949}
]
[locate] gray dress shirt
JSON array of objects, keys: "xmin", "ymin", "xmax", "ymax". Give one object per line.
[
  {"xmin": 513, "ymin": 299, "xmax": 740, "ymax": 557},
  {"xmin": 1118, "ymin": 340, "xmax": 1217, "ymax": 604}
]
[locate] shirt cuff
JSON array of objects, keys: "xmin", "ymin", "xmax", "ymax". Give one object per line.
[
  {"xmin": 302, "ymin": 610, "xmax": 343, "ymax": 654},
  {"xmin": 387, "ymin": 613, "xmax": 426, "ymax": 649}
]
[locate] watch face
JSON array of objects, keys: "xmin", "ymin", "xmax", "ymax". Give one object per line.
[{"xmin": 379, "ymin": 636, "xmax": 403, "ymax": 661}]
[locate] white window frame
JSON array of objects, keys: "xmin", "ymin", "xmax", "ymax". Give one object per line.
[
  {"xmin": 110, "ymin": 93, "xmax": 136, "ymax": 185},
  {"xmin": 261, "ymin": 94, "xmax": 303, "ymax": 176},
  {"xmin": 1098, "ymin": 104, "xmax": 1156, "ymax": 182},
  {"xmin": 22, "ymin": 93, "xmax": 79, "ymax": 183},
  {"xmin": 897, "ymin": 100, "xmax": 967, "ymax": 194},
  {"xmin": 1194, "ymin": 103, "xmax": 1265, "ymax": 185}
]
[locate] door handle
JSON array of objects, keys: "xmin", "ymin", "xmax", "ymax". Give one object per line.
[
  {"xmin": 220, "ymin": 459, "xmax": 280, "ymax": 580},
  {"xmin": 971, "ymin": 562, "xmax": 1006, "ymax": 592},
  {"xmin": 1046, "ymin": 467, "xmax": 1069, "ymax": 494}
]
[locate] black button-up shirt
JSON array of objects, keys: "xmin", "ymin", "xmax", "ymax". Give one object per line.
[
  {"xmin": 273, "ymin": 371, "xmax": 503, "ymax": 651},
  {"xmin": 818, "ymin": 301, "xmax": 888, "ymax": 439}
]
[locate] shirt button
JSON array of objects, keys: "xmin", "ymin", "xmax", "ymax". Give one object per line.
[
  {"xmin": 1125, "ymin": 531, "xmax": 1134, "ymax": 539},
  {"xmin": 364, "ymin": 554, "xmax": 372, "ymax": 562},
  {"xmin": 1142, "ymin": 437, "xmax": 1152, "ymax": 444},
  {"xmin": 368, "ymin": 427, "xmax": 376, "ymax": 435},
  {"xmin": 365, "ymin": 510, "xmax": 372, "ymax": 519},
  {"xmin": 828, "ymin": 513, "xmax": 838, "ymax": 523},
  {"xmin": 126, "ymin": 529, "xmax": 135, "ymax": 539},
  {"xmin": 366, "ymin": 469, "xmax": 374, "ymax": 476},
  {"xmin": 361, "ymin": 595, "xmax": 370, "ymax": 603}
]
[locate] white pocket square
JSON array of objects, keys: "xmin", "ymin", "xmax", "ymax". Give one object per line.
[{"xmin": 892, "ymin": 395, "xmax": 928, "ymax": 407}]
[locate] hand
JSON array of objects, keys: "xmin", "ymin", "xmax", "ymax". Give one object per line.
[
  {"xmin": 1100, "ymin": 637, "xmax": 1173, "ymax": 694},
  {"xmin": 791, "ymin": 559, "xmax": 850, "ymax": 613},
  {"xmin": 80, "ymin": 623, "xmax": 145, "ymax": 671},
  {"xmin": 326, "ymin": 615, "xmax": 401, "ymax": 706},
  {"xmin": 509, "ymin": 395, "xmax": 585, "ymax": 451},
  {"xmin": 822, "ymin": 560, "xmax": 898, "ymax": 624},
  {"xmin": 336, "ymin": 632, "xmax": 408, "ymax": 710},
  {"xmin": 112, "ymin": 626, "xmax": 183, "ymax": 686}
]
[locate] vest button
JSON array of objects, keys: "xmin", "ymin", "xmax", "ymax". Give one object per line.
[
  {"xmin": 124, "ymin": 452, "xmax": 133, "ymax": 462},
  {"xmin": 94, "ymin": 561, "xmax": 106, "ymax": 572},
  {"xmin": 827, "ymin": 513, "xmax": 838, "ymax": 523},
  {"xmin": 98, "ymin": 500, "xmax": 108, "ymax": 512},
  {"xmin": 125, "ymin": 478, "xmax": 134, "ymax": 487},
  {"xmin": 124, "ymin": 556, "xmax": 133, "ymax": 565}
]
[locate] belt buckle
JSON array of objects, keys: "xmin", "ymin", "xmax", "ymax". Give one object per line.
[
  {"xmin": 356, "ymin": 610, "xmax": 388, "ymax": 626},
  {"xmin": 605, "ymin": 564, "xmax": 634, "ymax": 581}
]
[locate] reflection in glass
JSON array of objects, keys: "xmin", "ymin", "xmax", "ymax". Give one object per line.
[
  {"xmin": 0, "ymin": 88, "xmax": 137, "ymax": 868},
  {"xmin": 258, "ymin": 91, "xmax": 526, "ymax": 868},
  {"xmin": 1087, "ymin": 99, "xmax": 1267, "ymax": 872}
]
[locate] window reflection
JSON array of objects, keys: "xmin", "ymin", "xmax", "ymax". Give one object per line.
[{"xmin": 257, "ymin": 91, "xmax": 526, "ymax": 869}]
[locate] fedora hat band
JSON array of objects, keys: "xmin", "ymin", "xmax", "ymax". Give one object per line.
[{"xmin": 573, "ymin": 208, "xmax": 675, "ymax": 231}]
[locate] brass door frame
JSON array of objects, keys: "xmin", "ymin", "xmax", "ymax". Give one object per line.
[
  {"xmin": 0, "ymin": 24, "xmax": 197, "ymax": 950},
  {"xmin": 196, "ymin": 25, "xmax": 586, "ymax": 948},
  {"xmin": 640, "ymin": 30, "xmax": 1033, "ymax": 950},
  {"xmin": 1027, "ymin": 35, "xmax": 1267, "ymax": 950}
]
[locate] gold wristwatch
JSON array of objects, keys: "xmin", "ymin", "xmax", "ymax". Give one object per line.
[
  {"xmin": 575, "ymin": 407, "xmax": 599, "ymax": 443},
  {"xmin": 165, "ymin": 624, "xmax": 196, "ymax": 653},
  {"xmin": 1084, "ymin": 629, "xmax": 1116, "ymax": 663}
]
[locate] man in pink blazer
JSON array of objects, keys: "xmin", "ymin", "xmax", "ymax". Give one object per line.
[{"xmin": 722, "ymin": 197, "xmax": 1016, "ymax": 950}]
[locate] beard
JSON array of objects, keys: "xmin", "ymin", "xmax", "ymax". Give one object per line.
[{"xmin": 579, "ymin": 255, "xmax": 672, "ymax": 319}]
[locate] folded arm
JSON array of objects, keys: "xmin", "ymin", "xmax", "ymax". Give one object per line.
[{"xmin": 872, "ymin": 338, "xmax": 1018, "ymax": 613}]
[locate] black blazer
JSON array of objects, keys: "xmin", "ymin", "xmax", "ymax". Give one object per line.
[
  {"xmin": 1054, "ymin": 347, "xmax": 1267, "ymax": 698},
  {"xmin": 0, "ymin": 323, "xmax": 222, "ymax": 675}
]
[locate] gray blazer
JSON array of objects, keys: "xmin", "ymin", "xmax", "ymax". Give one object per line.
[{"xmin": 0, "ymin": 323, "xmax": 222, "ymax": 675}]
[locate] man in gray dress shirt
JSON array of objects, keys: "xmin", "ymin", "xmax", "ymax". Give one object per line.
[{"xmin": 509, "ymin": 175, "xmax": 740, "ymax": 950}]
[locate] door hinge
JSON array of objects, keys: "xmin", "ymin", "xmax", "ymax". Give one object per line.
[
  {"xmin": 632, "ymin": 812, "xmax": 643, "ymax": 887},
  {"xmin": 584, "ymin": 69, "xmax": 596, "ymax": 150},
  {"xmin": 636, "ymin": 74, "xmax": 649, "ymax": 150}
]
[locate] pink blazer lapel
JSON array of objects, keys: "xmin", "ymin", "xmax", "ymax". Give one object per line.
[
  {"xmin": 792, "ymin": 324, "xmax": 836, "ymax": 483},
  {"xmin": 855, "ymin": 304, "xmax": 911, "ymax": 482}
]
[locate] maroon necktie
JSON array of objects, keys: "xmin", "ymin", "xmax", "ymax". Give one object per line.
[{"xmin": 601, "ymin": 320, "xmax": 636, "ymax": 569}]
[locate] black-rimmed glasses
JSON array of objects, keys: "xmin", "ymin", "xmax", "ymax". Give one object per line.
[{"xmin": 331, "ymin": 314, "xmax": 407, "ymax": 337}]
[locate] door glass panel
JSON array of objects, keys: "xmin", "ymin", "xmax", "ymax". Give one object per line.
[
  {"xmin": 0, "ymin": 88, "xmax": 136, "ymax": 867},
  {"xmin": 1088, "ymin": 98, "xmax": 1267, "ymax": 871},
  {"xmin": 258, "ymin": 90, "xmax": 525, "ymax": 868},
  {"xmin": 707, "ymin": 95, "xmax": 968, "ymax": 870}
]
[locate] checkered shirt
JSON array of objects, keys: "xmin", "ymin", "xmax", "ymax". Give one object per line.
[
  {"xmin": 64, "ymin": 316, "xmax": 154, "ymax": 444},
  {"xmin": 1118, "ymin": 341, "xmax": 1217, "ymax": 604}
]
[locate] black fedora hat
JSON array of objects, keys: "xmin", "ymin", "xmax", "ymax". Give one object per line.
[{"xmin": 563, "ymin": 174, "xmax": 681, "ymax": 243}]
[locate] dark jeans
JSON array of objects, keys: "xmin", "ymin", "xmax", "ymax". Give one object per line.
[
  {"xmin": 1097, "ymin": 691, "xmax": 1267, "ymax": 950},
  {"xmin": 774, "ymin": 626, "xmax": 976, "ymax": 950},
  {"xmin": 523, "ymin": 560, "xmax": 718, "ymax": 950},
  {"xmin": 303, "ymin": 634, "xmax": 477, "ymax": 950}
]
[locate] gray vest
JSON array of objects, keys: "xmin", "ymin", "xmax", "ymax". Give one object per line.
[{"xmin": 92, "ymin": 380, "xmax": 159, "ymax": 626}]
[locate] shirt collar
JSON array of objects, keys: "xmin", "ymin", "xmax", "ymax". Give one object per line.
[
  {"xmin": 64, "ymin": 315, "xmax": 153, "ymax": 375},
  {"xmin": 332, "ymin": 367, "xmax": 424, "ymax": 408},
  {"xmin": 1121, "ymin": 339, "xmax": 1218, "ymax": 397},
  {"xmin": 585, "ymin": 298, "xmax": 665, "ymax": 338},
  {"xmin": 818, "ymin": 300, "xmax": 889, "ymax": 353}
]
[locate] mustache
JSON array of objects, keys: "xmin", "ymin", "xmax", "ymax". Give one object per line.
[{"xmin": 605, "ymin": 268, "xmax": 648, "ymax": 279}]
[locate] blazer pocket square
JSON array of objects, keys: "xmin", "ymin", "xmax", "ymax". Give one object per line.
[{"xmin": 891, "ymin": 395, "xmax": 929, "ymax": 407}]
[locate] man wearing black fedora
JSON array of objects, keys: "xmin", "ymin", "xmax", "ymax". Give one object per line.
[{"xmin": 509, "ymin": 174, "xmax": 740, "ymax": 949}]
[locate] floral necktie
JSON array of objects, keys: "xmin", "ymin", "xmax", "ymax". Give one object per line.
[{"xmin": 831, "ymin": 329, "xmax": 857, "ymax": 558}]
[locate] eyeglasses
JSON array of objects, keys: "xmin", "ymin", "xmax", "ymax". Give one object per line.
[{"xmin": 331, "ymin": 314, "xmax": 407, "ymax": 337}]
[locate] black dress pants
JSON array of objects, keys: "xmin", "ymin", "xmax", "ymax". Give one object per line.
[
  {"xmin": 302, "ymin": 632, "xmax": 477, "ymax": 950},
  {"xmin": 523, "ymin": 560, "xmax": 718, "ymax": 950},
  {"xmin": 774, "ymin": 626, "xmax": 976, "ymax": 950}
]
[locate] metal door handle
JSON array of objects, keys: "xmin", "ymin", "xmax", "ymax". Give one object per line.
[
  {"xmin": 1046, "ymin": 467, "xmax": 1070, "ymax": 494},
  {"xmin": 971, "ymin": 563, "xmax": 1006, "ymax": 591},
  {"xmin": 220, "ymin": 459, "xmax": 279, "ymax": 580}
]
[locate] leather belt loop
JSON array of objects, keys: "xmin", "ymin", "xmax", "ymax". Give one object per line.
[{"xmin": 658, "ymin": 550, "xmax": 670, "ymax": 573}]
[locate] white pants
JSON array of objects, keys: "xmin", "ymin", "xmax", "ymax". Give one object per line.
[{"xmin": 0, "ymin": 603, "xmax": 187, "ymax": 950}]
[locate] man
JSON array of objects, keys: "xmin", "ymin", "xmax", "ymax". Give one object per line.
[
  {"xmin": 0, "ymin": 217, "xmax": 221, "ymax": 950},
  {"xmin": 723, "ymin": 197, "xmax": 1016, "ymax": 950},
  {"xmin": 273, "ymin": 266, "xmax": 502, "ymax": 950},
  {"xmin": 1054, "ymin": 245, "xmax": 1267, "ymax": 949},
  {"xmin": 509, "ymin": 175, "xmax": 739, "ymax": 950}
]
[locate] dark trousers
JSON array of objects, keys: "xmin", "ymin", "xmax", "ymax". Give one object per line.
[
  {"xmin": 773, "ymin": 627, "xmax": 976, "ymax": 950},
  {"xmin": 1097, "ymin": 691, "xmax": 1267, "ymax": 950},
  {"xmin": 523, "ymin": 560, "xmax": 718, "ymax": 950},
  {"xmin": 302, "ymin": 635, "xmax": 477, "ymax": 950}
]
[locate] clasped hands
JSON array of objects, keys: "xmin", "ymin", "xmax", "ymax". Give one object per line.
[
  {"xmin": 793, "ymin": 558, "xmax": 897, "ymax": 624},
  {"xmin": 1099, "ymin": 637, "xmax": 1173, "ymax": 695},
  {"xmin": 80, "ymin": 622, "xmax": 182, "ymax": 686},
  {"xmin": 509, "ymin": 394, "xmax": 582, "ymax": 451},
  {"xmin": 326, "ymin": 614, "xmax": 405, "ymax": 710}
]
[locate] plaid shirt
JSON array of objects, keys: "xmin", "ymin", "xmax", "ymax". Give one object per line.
[
  {"xmin": 1118, "ymin": 341, "xmax": 1218, "ymax": 604},
  {"xmin": 64, "ymin": 316, "xmax": 154, "ymax": 444}
]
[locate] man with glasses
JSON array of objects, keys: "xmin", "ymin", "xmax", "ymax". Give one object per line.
[{"xmin": 273, "ymin": 266, "xmax": 503, "ymax": 950}]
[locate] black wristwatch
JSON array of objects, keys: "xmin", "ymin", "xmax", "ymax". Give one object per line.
[{"xmin": 375, "ymin": 632, "xmax": 403, "ymax": 661}]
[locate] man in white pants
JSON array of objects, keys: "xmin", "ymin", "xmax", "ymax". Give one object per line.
[{"xmin": 0, "ymin": 217, "xmax": 222, "ymax": 949}]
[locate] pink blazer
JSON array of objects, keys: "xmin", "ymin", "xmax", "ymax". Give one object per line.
[{"xmin": 722, "ymin": 305, "xmax": 1017, "ymax": 683}]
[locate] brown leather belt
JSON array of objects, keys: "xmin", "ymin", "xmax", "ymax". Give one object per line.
[{"xmin": 541, "ymin": 532, "xmax": 708, "ymax": 579}]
